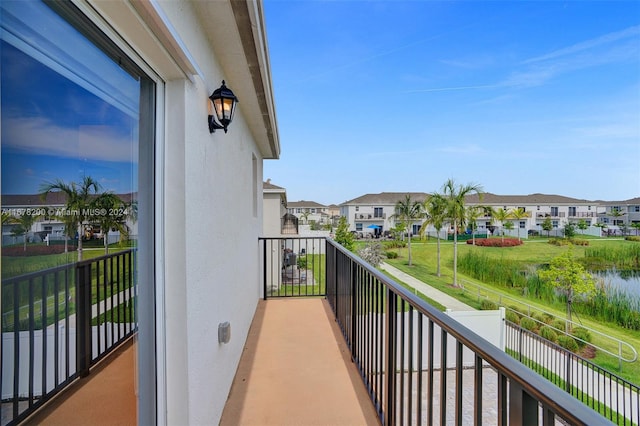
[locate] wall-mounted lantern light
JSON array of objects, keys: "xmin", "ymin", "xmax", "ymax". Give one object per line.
[{"xmin": 208, "ymin": 80, "xmax": 239, "ymax": 133}]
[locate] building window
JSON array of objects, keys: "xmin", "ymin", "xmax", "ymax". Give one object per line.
[
  {"xmin": 551, "ymin": 207, "xmax": 559, "ymax": 216},
  {"xmin": 374, "ymin": 207, "xmax": 383, "ymax": 218},
  {"xmin": 552, "ymin": 221, "xmax": 559, "ymax": 228},
  {"xmin": 568, "ymin": 207, "xmax": 577, "ymax": 217},
  {"xmin": 519, "ymin": 221, "xmax": 526, "ymax": 229},
  {"xmin": 633, "ymin": 206, "xmax": 640, "ymax": 212},
  {"xmin": 355, "ymin": 206, "xmax": 359, "ymax": 211},
  {"xmin": 356, "ymin": 223, "xmax": 363, "ymax": 231}
]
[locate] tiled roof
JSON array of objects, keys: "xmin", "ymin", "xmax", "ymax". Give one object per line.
[
  {"xmin": 464, "ymin": 193, "xmax": 596, "ymax": 205},
  {"xmin": 263, "ymin": 181, "xmax": 285, "ymax": 190},
  {"xmin": 341, "ymin": 192, "xmax": 430, "ymax": 206},
  {"xmin": 288, "ymin": 200, "xmax": 326, "ymax": 208},
  {"xmin": 2, "ymin": 192, "xmax": 136, "ymax": 206}
]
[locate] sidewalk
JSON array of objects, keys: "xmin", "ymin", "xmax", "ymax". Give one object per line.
[{"xmin": 379, "ymin": 262, "xmax": 473, "ymax": 311}]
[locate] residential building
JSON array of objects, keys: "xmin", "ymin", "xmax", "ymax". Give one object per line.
[
  {"xmin": 287, "ymin": 200, "xmax": 329, "ymax": 226},
  {"xmin": 339, "ymin": 192, "xmax": 429, "ymax": 236},
  {"xmin": 263, "ymin": 180, "xmax": 294, "ymax": 235},
  {"xmin": 465, "ymin": 193, "xmax": 604, "ymax": 236},
  {"xmin": 598, "ymin": 197, "xmax": 640, "ymax": 233},
  {"xmin": 2, "ymin": 192, "xmax": 137, "ymax": 246},
  {"xmin": 338, "ymin": 191, "xmax": 640, "ymax": 239}
]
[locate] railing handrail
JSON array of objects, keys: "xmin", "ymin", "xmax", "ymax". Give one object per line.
[
  {"xmin": 2, "ymin": 248, "xmax": 135, "ymax": 284},
  {"xmin": 326, "ymin": 238, "xmax": 613, "ymax": 425}
]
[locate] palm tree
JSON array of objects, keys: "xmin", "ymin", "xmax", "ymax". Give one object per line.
[
  {"xmin": 300, "ymin": 211, "xmax": 311, "ymax": 225},
  {"xmin": 466, "ymin": 206, "xmax": 482, "ymax": 246},
  {"xmin": 392, "ymin": 195, "xmax": 424, "ymax": 266},
  {"xmin": 421, "ymin": 193, "xmax": 447, "ymax": 277},
  {"xmin": 442, "ymin": 179, "xmax": 483, "ymax": 287},
  {"xmin": 493, "ymin": 207, "xmax": 511, "ymax": 243},
  {"xmin": 40, "ymin": 176, "xmax": 102, "ymax": 261},
  {"xmin": 510, "ymin": 207, "xmax": 528, "ymax": 241}
]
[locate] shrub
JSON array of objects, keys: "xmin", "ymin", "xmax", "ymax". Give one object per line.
[
  {"xmin": 467, "ymin": 238, "xmax": 523, "ymax": 247},
  {"xmin": 505, "ymin": 310, "xmax": 520, "ymax": 324},
  {"xmin": 532, "ymin": 312, "xmax": 547, "ymax": 324},
  {"xmin": 520, "ymin": 316, "xmax": 537, "ymax": 332},
  {"xmin": 539, "ymin": 326, "xmax": 558, "ymax": 343},
  {"xmin": 385, "ymin": 251, "xmax": 398, "ymax": 259},
  {"xmin": 480, "ymin": 299, "xmax": 498, "ymax": 310},
  {"xmin": 551, "ymin": 319, "xmax": 567, "ymax": 332},
  {"xmin": 570, "ymin": 238, "xmax": 589, "ymax": 246},
  {"xmin": 571, "ymin": 327, "xmax": 592, "ymax": 348},
  {"xmin": 626, "ymin": 236, "xmax": 640, "ymax": 242},
  {"xmin": 358, "ymin": 242, "xmax": 384, "ymax": 267},
  {"xmin": 557, "ymin": 335, "xmax": 579, "ymax": 353}
]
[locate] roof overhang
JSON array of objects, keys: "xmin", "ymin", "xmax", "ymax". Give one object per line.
[
  {"xmin": 88, "ymin": 0, "xmax": 280, "ymax": 159},
  {"xmin": 193, "ymin": 0, "xmax": 280, "ymax": 159}
]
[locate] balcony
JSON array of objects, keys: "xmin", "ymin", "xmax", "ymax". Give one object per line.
[
  {"xmin": 4, "ymin": 239, "xmax": 626, "ymax": 425},
  {"xmin": 355, "ymin": 213, "xmax": 386, "ymax": 221}
]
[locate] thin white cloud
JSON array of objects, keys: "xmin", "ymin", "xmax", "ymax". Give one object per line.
[
  {"xmin": 437, "ymin": 144, "xmax": 484, "ymax": 155},
  {"xmin": 404, "ymin": 84, "xmax": 499, "ymax": 93},
  {"xmin": 4, "ymin": 116, "xmax": 137, "ymax": 163},
  {"xmin": 523, "ymin": 25, "xmax": 640, "ymax": 64}
]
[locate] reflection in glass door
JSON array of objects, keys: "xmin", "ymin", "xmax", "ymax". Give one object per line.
[{"xmin": 1, "ymin": 1, "xmax": 153, "ymax": 424}]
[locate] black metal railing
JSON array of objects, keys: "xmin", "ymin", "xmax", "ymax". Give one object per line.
[
  {"xmin": 260, "ymin": 237, "xmax": 326, "ymax": 298},
  {"xmin": 1, "ymin": 249, "xmax": 137, "ymax": 425},
  {"xmin": 261, "ymin": 237, "xmax": 612, "ymax": 425},
  {"xmin": 506, "ymin": 321, "xmax": 639, "ymax": 425}
]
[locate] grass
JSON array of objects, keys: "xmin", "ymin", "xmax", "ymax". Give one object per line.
[{"xmin": 378, "ymin": 237, "xmax": 640, "ymax": 385}]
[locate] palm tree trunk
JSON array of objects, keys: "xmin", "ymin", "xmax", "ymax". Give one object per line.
[
  {"xmin": 453, "ymin": 220, "xmax": 458, "ymax": 287},
  {"xmin": 436, "ymin": 237, "xmax": 441, "ymax": 277},
  {"xmin": 104, "ymin": 231, "xmax": 109, "ymax": 255},
  {"xmin": 408, "ymin": 227, "xmax": 413, "ymax": 266}
]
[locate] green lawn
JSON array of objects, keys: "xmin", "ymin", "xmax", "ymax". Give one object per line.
[{"xmin": 375, "ymin": 237, "xmax": 640, "ymax": 385}]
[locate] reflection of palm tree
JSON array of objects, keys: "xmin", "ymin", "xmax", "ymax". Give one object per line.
[
  {"xmin": 94, "ymin": 193, "xmax": 129, "ymax": 254},
  {"xmin": 442, "ymin": 179, "xmax": 483, "ymax": 288},
  {"xmin": 40, "ymin": 176, "xmax": 102, "ymax": 261},
  {"xmin": 392, "ymin": 195, "xmax": 424, "ymax": 266},
  {"xmin": 11, "ymin": 212, "xmax": 40, "ymax": 252},
  {"xmin": 421, "ymin": 193, "xmax": 447, "ymax": 276}
]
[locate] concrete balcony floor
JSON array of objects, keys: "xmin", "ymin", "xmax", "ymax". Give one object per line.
[
  {"xmin": 23, "ymin": 298, "xmax": 378, "ymax": 425},
  {"xmin": 24, "ymin": 338, "xmax": 137, "ymax": 425},
  {"xmin": 221, "ymin": 298, "xmax": 380, "ymax": 425}
]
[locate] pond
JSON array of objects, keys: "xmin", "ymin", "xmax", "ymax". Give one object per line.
[{"xmin": 593, "ymin": 270, "xmax": 640, "ymax": 300}]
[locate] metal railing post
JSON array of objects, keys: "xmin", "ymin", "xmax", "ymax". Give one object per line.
[
  {"xmin": 76, "ymin": 262, "xmax": 92, "ymax": 377},
  {"xmin": 509, "ymin": 381, "xmax": 539, "ymax": 426},
  {"xmin": 262, "ymin": 238, "xmax": 267, "ymax": 300},
  {"xmin": 351, "ymin": 261, "xmax": 357, "ymax": 359},
  {"xmin": 385, "ymin": 288, "xmax": 396, "ymax": 426}
]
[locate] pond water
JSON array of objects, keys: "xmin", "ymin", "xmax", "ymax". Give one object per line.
[{"xmin": 592, "ymin": 270, "xmax": 640, "ymax": 300}]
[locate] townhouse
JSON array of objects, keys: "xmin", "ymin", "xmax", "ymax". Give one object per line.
[
  {"xmin": 286, "ymin": 200, "xmax": 330, "ymax": 226},
  {"xmin": 339, "ymin": 192, "xmax": 429, "ymax": 236},
  {"xmin": 338, "ymin": 191, "xmax": 639, "ymax": 238}
]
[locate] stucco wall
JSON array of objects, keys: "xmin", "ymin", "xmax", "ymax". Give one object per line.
[{"xmin": 161, "ymin": 4, "xmax": 264, "ymax": 424}]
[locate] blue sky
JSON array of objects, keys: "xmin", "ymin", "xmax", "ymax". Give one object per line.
[
  {"xmin": 1, "ymin": 0, "xmax": 139, "ymax": 196},
  {"xmin": 262, "ymin": 1, "xmax": 640, "ymax": 205}
]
